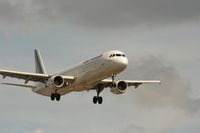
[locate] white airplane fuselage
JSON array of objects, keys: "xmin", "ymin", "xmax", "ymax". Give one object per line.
[{"xmin": 32, "ymin": 50, "xmax": 128, "ymax": 96}]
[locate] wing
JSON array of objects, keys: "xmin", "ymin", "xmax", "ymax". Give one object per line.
[
  {"xmin": 1, "ymin": 83, "xmax": 37, "ymax": 89},
  {"xmin": 0, "ymin": 69, "xmax": 49, "ymax": 83},
  {"xmin": 0, "ymin": 69, "xmax": 75, "ymax": 83},
  {"xmin": 101, "ymin": 79, "xmax": 161, "ymax": 88}
]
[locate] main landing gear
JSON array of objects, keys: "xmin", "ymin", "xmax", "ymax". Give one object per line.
[
  {"xmin": 92, "ymin": 74, "xmax": 117, "ymax": 104},
  {"xmin": 51, "ymin": 91, "xmax": 61, "ymax": 101},
  {"xmin": 93, "ymin": 84, "xmax": 104, "ymax": 104}
]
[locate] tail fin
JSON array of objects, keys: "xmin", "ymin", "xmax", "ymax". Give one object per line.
[{"xmin": 34, "ymin": 49, "xmax": 47, "ymax": 74}]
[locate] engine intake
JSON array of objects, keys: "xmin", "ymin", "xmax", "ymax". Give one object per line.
[
  {"xmin": 53, "ymin": 76, "xmax": 64, "ymax": 87},
  {"xmin": 111, "ymin": 80, "xmax": 128, "ymax": 94},
  {"xmin": 47, "ymin": 75, "xmax": 65, "ymax": 88}
]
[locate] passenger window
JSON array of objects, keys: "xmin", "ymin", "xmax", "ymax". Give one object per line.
[{"xmin": 116, "ymin": 54, "xmax": 121, "ymax": 56}]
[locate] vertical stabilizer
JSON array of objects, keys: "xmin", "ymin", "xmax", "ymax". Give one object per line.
[{"xmin": 34, "ymin": 49, "xmax": 47, "ymax": 74}]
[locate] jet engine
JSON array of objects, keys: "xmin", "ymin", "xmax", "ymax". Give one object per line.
[
  {"xmin": 111, "ymin": 80, "xmax": 128, "ymax": 94},
  {"xmin": 46, "ymin": 75, "xmax": 65, "ymax": 88}
]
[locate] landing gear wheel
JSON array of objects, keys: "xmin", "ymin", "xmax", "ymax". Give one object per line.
[
  {"xmin": 93, "ymin": 96, "xmax": 98, "ymax": 104},
  {"xmin": 98, "ymin": 97, "xmax": 103, "ymax": 104},
  {"xmin": 56, "ymin": 93, "xmax": 61, "ymax": 101},
  {"xmin": 93, "ymin": 96, "xmax": 103, "ymax": 104},
  {"xmin": 93, "ymin": 84, "xmax": 104, "ymax": 104},
  {"xmin": 51, "ymin": 92, "xmax": 61, "ymax": 101},
  {"xmin": 51, "ymin": 93, "xmax": 56, "ymax": 101}
]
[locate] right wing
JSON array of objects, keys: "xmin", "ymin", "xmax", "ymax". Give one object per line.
[
  {"xmin": 101, "ymin": 79, "xmax": 161, "ymax": 88},
  {"xmin": 123, "ymin": 80, "xmax": 161, "ymax": 88}
]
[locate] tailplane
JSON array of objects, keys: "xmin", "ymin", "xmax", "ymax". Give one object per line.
[{"xmin": 34, "ymin": 49, "xmax": 47, "ymax": 74}]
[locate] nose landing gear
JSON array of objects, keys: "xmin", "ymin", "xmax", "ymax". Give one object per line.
[
  {"xmin": 92, "ymin": 74, "xmax": 117, "ymax": 104},
  {"xmin": 111, "ymin": 74, "xmax": 116, "ymax": 87},
  {"xmin": 93, "ymin": 96, "xmax": 103, "ymax": 104}
]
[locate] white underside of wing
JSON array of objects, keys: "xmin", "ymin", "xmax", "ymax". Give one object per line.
[
  {"xmin": 0, "ymin": 69, "xmax": 75, "ymax": 83},
  {"xmin": 101, "ymin": 79, "xmax": 161, "ymax": 88},
  {"xmin": 0, "ymin": 69, "xmax": 49, "ymax": 82},
  {"xmin": 1, "ymin": 83, "xmax": 36, "ymax": 89},
  {"xmin": 124, "ymin": 80, "xmax": 161, "ymax": 84}
]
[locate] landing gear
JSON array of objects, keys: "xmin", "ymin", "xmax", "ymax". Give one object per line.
[
  {"xmin": 93, "ymin": 84, "xmax": 104, "ymax": 104},
  {"xmin": 51, "ymin": 93, "xmax": 56, "ymax": 101},
  {"xmin": 111, "ymin": 74, "xmax": 116, "ymax": 81},
  {"xmin": 98, "ymin": 96, "xmax": 103, "ymax": 104},
  {"xmin": 51, "ymin": 91, "xmax": 61, "ymax": 101},
  {"xmin": 55, "ymin": 93, "xmax": 61, "ymax": 101},
  {"xmin": 111, "ymin": 74, "xmax": 116, "ymax": 87},
  {"xmin": 93, "ymin": 96, "xmax": 103, "ymax": 104}
]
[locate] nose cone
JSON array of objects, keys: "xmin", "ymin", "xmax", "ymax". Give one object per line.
[
  {"xmin": 120, "ymin": 57, "xmax": 128, "ymax": 69},
  {"xmin": 112, "ymin": 57, "xmax": 128, "ymax": 71}
]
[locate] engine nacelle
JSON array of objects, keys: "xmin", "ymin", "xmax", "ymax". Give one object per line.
[
  {"xmin": 46, "ymin": 75, "xmax": 65, "ymax": 88},
  {"xmin": 111, "ymin": 80, "xmax": 128, "ymax": 94}
]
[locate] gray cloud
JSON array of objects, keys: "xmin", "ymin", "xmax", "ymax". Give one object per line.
[
  {"xmin": 33, "ymin": 129, "xmax": 45, "ymax": 133},
  {"xmin": 121, "ymin": 56, "xmax": 200, "ymax": 112},
  {"xmin": 120, "ymin": 124, "xmax": 145, "ymax": 133},
  {"xmin": 0, "ymin": 0, "xmax": 200, "ymax": 30},
  {"xmin": 118, "ymin": 56, "xmax": 200, "ymax": 132}
]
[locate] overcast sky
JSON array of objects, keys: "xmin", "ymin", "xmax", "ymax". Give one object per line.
[{"xmin": 0, "ymin": 0, "xmax": 200, "ymax": 133}]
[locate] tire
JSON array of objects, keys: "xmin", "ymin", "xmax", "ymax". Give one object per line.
[
  {"xmin": 51, "ymin": 93, "xmax": 56, "ymax": 101},
  {"xmin": 93, "ymin": 96, "xmax": 98, "ymax": 104},
  {"xmin": 56, "ymin": 93, "xmax": 61, "ymax": 101},
  {"xmin": 98, "ymin": 97, "xmax": 103, "ymax": 104}
]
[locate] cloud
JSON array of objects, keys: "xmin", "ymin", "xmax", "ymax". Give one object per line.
[
  {"xmin": 33, "ymin": 129, "xmax": 45, "ymax": 133},
  {"xmin": 119, "ymin": 55, "xmax": 200, "ymax": 132},
  {"xmin": 120, "ymin": 124, "xmax": 145, "ymax": 133},
  {"xmin": 123, "ymin": 56, "xmax": 200, "ymax": 111},
  {"xmin": 0, "ymin": 0, "xmax": 200, "ymax": 30}
]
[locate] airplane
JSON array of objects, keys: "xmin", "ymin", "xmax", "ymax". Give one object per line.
[{"xmin": 0, "ymin": 49, "xmax": 160, "ymax": 104}]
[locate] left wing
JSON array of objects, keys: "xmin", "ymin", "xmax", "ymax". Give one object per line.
[
  {"xmin": 0, "ymin": 69, "xmax": 75, "ymax": 84},
  {"xmin": 101, "ymin": 79, "xmax": 161, "ymax": 88},
  {"xmin": 1, "ymin": 83, "xmax": 37, "ymax": 89},
  {"xmin": 0, "ymin": 69, "xmax": 50, "ymax": 83}
]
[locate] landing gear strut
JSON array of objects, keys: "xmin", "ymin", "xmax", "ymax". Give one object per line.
[
  {"xmin": 111, "ymin": 74, "xmax": 116, "ymax": 87},
  {"xmin": 51, "ymin": 90, "xmax": 61, "ymax": 101},
  {"xmin": 93, "ymin": 84, "xmax": 104, "ymax": 104},
  {"xmin": 111, "ymin": 74, "xmax": 116, "ymax": 81}
]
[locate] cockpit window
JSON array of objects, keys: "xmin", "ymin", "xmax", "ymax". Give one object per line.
[
  {"xmin": 110, "ymin": 54, "xmax": 115, "ymax": 57},
  {"xmin": 110, "ymin": 54, "xmax": 126, "ymax": 58}
]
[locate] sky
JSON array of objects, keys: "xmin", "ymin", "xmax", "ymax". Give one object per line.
[{"xmin": 0, "ymin": 0, "xmax": 200, "ymax": 133}]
